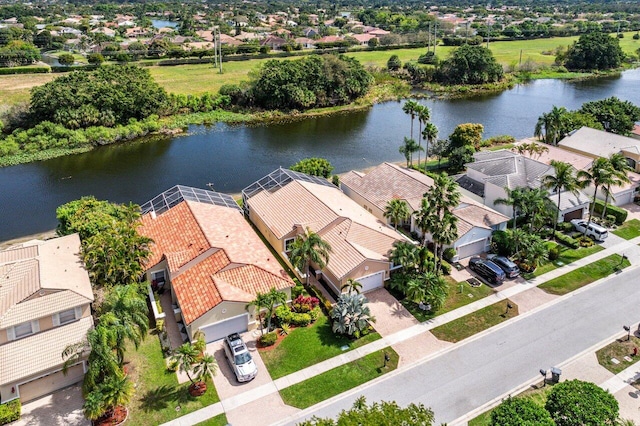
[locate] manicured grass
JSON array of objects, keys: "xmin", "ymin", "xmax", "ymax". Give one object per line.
[
  {"xmin": 596, "ymin": 335, "xmax": 640, "ymax": 374},
  {"xmin": 613, "ymin": 219, "xmax": 640, "ymax": 240},
  {"xmin": 431, "ymin": 299, "xmax": 518, "ymax": 343},
  {"xmin": 540, "ymin": 254, "xmax": 630, "ymax": 295},
  {"xmin": 260, "ymin": 314, "xmax": 380, "ymax": 379},
  {"xmin": 125, "ymin": 329, "xmax": 220, "ymax": 425},
  {"xmin": 0, "ymin": 72, "xmax": 56, "ymax": 106},
  {"xmin": 395, "ymin": 276, "xmax": 494, "ymax": 323},
  {"xmin": 279, "ymin": 347, "xmax": 399, "ymax": 409},
  {"xmin": 523, "ymin": 242, "xmax": 603, "ymax": 279},
  {"xmin": 469, "ymin": 382, "xmax": 554, "ymax": 426},
  {"xmin": 194, "ymin": 414, "xmax": 229, "ymax": 426}
]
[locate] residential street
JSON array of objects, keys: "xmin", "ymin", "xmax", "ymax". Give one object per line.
[{"xmin": 279, "ymin": 265, "xmax": 640, "ymax": 425}]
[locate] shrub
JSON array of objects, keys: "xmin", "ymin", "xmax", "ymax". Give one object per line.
[
  {"xmin": 634, "ymin": 33, "xmax": 640, "ymax": 40},
  {"xmin": 554, "ymin": 231, "xmax": 579, "ymax": 249},
  {"xmin": 558, "ymin": 222, "xmax": 574, "ymax": 233},
  {"xmin": 0, "ymin": 399, "xmax": 20, "ymax": 425},
  {"xmin": 387, "ymin": 54, "xmax": 401, "ymax": 71},
  {"xmin": 291, "ymin": 284, "xmax": 305, "ymax": 299},
  {"xmin": 443, "ymin": 247, "xmax": 456, "ymax": 262},
  {"xmin": 292, "ymin": 295, "xmax": 320, "ymax": 313},
  {"xmin": 578, "ymin": 236, "xmax": 594, "ymax": 247},
  {"xmin": 593, "ymin": 200, "xmax": 627, "ymax": 224},
  {"xmin": 491, "ymin": 230, "xmax": 510, "ymax": 256},
  {"xmin": 548, "ymin": 244, "xmax": 560, "ymax": 261},
  {"xmin": 440, "ymin": 259, "xmax": 452, "ymax": 275},
  {"xmin": 290, "ymin": 312, "xmax": 312, "ymax": 327},
  {"xmin": 309, "ymin": 306, "xmax": 321, "ymax": 322},
  {"xmin": 280, "ymin": 324, "xmax": 291, "ymax": 336},
  {"xmin": 260, "ymin": 331, "xmax": 278, "ymax": 346},
  {"xmin": 274, "ymin": 305, "xmax": 293, "ymax": 326}
]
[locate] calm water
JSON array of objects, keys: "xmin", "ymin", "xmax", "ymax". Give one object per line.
[
  {"xmin": 151, "ymin": 19, "xmax": 179, "ymax": 29},
  {"xmin": 1, "ymin": 69, "xmax": 639, "ymax": 241}
]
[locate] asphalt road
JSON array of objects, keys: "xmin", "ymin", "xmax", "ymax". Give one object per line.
[{"xmin": 281, "ymin": 266, "xmax": 640, "ymax": 425}]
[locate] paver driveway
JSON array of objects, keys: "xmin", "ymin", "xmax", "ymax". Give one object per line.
[{"xmin": 14, "ymin": 384, "xmax": 88, "ymax": 426}]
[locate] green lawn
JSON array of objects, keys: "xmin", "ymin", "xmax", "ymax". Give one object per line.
[
  {"xmin": 596, "ymin": 335, "xmax": 640, "ymax": 374},
  {"xmin": 395, "ymin": 276, "xmax": 494, "ymax": 323},
  {"xmin": 431, "ymin": 299, "xmax": 518, "ymax": 343},
  {"xmin": 194, "ymin": 414, "xmax": 229, "ymax": 426},
  {"xmin": 259, "ymin": 314, "xmax": 381, "ymax": 379},
  {"xmin": 613, "ymin": 219, "xmax": 640, "ymax": 240},
  {"xmin": 523, "ymin": 242, "xmax": 603, "ymax": 279},
  {"xmin": 469, "ymin": 383, "xmax": 554, "ymax": 425},
  {"xmin": 539, "ymin": 254, "xmax": 630, "ymax": 295},
  {"xmin": 125, "ymin": 329, "xmax": 220, "ymax": 425},
  {"xmin": 279, "ymin": 348, "xmax": 399, "ymax": 409}
]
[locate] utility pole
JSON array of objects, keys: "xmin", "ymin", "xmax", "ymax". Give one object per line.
[
  {"xmin": 218, "ymin": 28, "xmax": 222, "ymax": 73},
  {"xmin": 428, "ymin": 22, "xmax": 431, "ymax": 52},
  {"xmin": 433, "ymin": 21, "xmax": 438, "ymax": 54}
]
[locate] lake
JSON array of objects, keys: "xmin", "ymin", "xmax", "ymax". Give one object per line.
[
  {"xmin": 151, "ymin": 19, "xmax": 179, "ymax": 29},
  {"xmin": 1, "ymin": 69, "xmax": 639, "ymax": 241}
]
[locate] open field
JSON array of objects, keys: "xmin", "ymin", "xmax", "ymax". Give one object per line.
[{"xmin": 0, "ymin": 32, "xmax": 638, "ymax": 106}]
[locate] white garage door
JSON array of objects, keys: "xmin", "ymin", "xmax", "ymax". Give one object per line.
[
  {"xmin": 200, "ymin": 313, "xmax": 248, "ymax": 343},
  {"xmin": 456, "ymin": 239, "xmax": 488, "ymax": 259},
  {"xmin": 357, "ymin": 271, "xmax": 385, "ymax": 293},
  {"xmin": 19, "ymin": 363, "xmax": 84, "ymax": 403}
]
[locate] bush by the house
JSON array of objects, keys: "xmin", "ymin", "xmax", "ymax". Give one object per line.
[
  {"xmin": 260, "ymin": 331, "xmax": 278, "ymax": 346},
  {"xmin": 0, "ymin": 399, "xmax": 21, "ymax": 425},
  {"xmin": 558, "ymin": 222, "xmax": 574, "ymax": 233},
  {"xmin": 443, "ymin": 248, "xmax": 457, "ymax": 262},
  {"xmin": 292, "ymin": 295, "xmax": 320, "ymax": 313},
  {"xmin": 274, "ymin": 305, "xmax": 315, "ymax": 327},
  {"xmin": 440, "ymin": 259, "xmax": 452, "ymax": 275},
  {"xmin": 577, "ymin": 236, "xmax": 594, "ymax": 247},
  {"xmin": 554, "ymin": 231, "xmax": 579, "ymax": 249},
  {"xmin": 593, "ymin": 200, "xmax": 627, "ymax": 225},
  {"xmin": 548, "ymin": 244, "xmax": 560, "ymax": 261}
]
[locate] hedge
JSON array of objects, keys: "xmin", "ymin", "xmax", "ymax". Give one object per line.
[
  {"xmin": 593, "ymin": 199, "xmax": 627, "ymax": 224},
  {"xmin": 0, "ymin": 399, "xmax": 20, "ymax": 425},
  {"xmin": 0, "ymin": 66, "xmax": 50, "ymax": 75},
  {"xmin": 554, "ymin": 231, "xmax": 579, "ymax": 249},
  {"xmin": 50, "ymin": 64, "xmax": 99, "ymax": 73}
]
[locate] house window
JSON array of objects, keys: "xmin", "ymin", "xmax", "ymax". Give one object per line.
[
  {"xmin": 284, "ymin": 238, "xmax": 295, "ymax": 255},
  {"xmin": 58, "ymin": 308, "xmax": 77, "ymax": 325},
  {"xmin": 151, "ymin": 270, "xmax": 166, "ymax": 287},
  {"xmin": 14, "ymin": 322, "xmax": 33, "ymax": 339}
]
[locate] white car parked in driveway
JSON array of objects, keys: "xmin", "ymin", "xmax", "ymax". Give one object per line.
[
  {"xmin": 223, "ymin": 333, "xmax": 258, "ymax": 382},
  {"xmin": 570, "ymin": 219, "xmax": 608, "ymax": 241}
]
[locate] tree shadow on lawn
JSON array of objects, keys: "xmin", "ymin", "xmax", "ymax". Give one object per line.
[{"xmin": 139, "ymin": 383, "xmax": 200, "ymax": 412}]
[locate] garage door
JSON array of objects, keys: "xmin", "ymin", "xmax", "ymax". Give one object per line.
[
  {"xmin": 357, "ymin": 271, "xmax": 385, "ymax": 293},
  {"xmin": 456, "ymin": 239, "xmax": 487, "ymax": 259},
  {"xmin": 563, "ymin": 208, "xmax": 583, "ymax": 222},
  {"xmin": 19, "ymin": 363, "xmax": 84, "ymax": 403},
  {"xmin": 200, "ymin": 313, "xmax": 248, "ymax": 343}
]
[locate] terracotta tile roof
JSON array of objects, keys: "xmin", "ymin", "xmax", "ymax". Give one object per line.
[
  {"xmin": 246, "ymin": 177, "xmax": 405, "ymax": 281},
  {"xmin": 0, "ymin": 316, "xmax": 93, "ymax": 385},
  {"xmin": 0, "ymin": 234, "xmax": 93, "ymax": 326},
  {"xmin": 139, "ymin": 196, "xmax": 293, "ymax": 325}
]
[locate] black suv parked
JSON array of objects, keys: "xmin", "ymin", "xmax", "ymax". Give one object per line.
[
  {"xmin": 490, "ymin": 256, "xmax": 520, "ymax": 279},
  {"xmin": 469, "ymin": 257, "xmax": 506, "ymax": 285}
]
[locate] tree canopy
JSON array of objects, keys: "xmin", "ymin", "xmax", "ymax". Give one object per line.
[
  {"xmin": 563, "ymin": 32, "xmax": 625, "ymax": 71},
  {"xmin": 30, "ymin": 64, "xmax": 169, "ymax": 129},
  {"xmin": 545, "ymin": 379, "xmax": 619, "ymax": 426},
  {"xmin": 434, "ymin": 44, "xmax": 503, "ymax": 85},
  {"xmin": 490, "ymin": 396, "xmax": 554, "ymax": 426},
  {"xmin": 249, "ymin": 55, "xmax": 373, "ymax": 110},
  {"xmin": 290, "ymin": 157, "xmax": 334, "ymax": 178}
]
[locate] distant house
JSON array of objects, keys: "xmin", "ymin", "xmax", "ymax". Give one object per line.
[
  {"xmin": 632, "ymin": 124, "xmax": 640, "ymax": 141},
  {"xmin": 459, "ymin": 150, "xmax": 590, "ymax": 222},
  {"xmin": 91, "ymin": 27, "xmax": 116, "ymax": 37},
  {"xmin": 243, "ymin": 168, "xmax": 409, "ymax": 294},
  {"xmin": 341, "ymin": 162, "xmax": 509, "ymax": 260},
  {"xmin": 351, "ymin": 33, "xmax": 376, "ymax": 45},
  {"xmin": 294, "ymin": 37, "xmax": 316, "ymax": 49},
  {"xmin": 560, "ymin": 127, "xmax": 640, "ymax": 175},
  {"xmin": 261, "ymin": 35, "xmax": 287, "ymax": 50},
  {"xmin": 196, "ymin": 29, "xmax": 214, "ymax": 42},
  {"xmin": 0, "ymin": 234, "xmax": 94, "ymax": 403},
  {"xmin": 367, "ymin": 28, "xmax": 390, "ymax": 36},
  {"xmin": 138, "ymin": 186, "xmax": 293, "ymax": 343},
  {"xmin": 317, "ymin": 35, "xmax": 344, "ymax": 44},
  {"xmin": 302, "ymin": 27, "xmax": 318, "ymax": 38}
]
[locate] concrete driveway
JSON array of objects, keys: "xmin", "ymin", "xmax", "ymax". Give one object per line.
[{"xmin": 14, "ymin": 384, "xmax": 88, "ymax": 426}]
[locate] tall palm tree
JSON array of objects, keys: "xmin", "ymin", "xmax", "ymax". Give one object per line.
[
  {"xmin": 402, "ymin": 100, "xmax": 419, "ymax": 140},
  {"xmin": 542, "ymin": 160, "xmax": 581, "ymax": 239},
  {"xmin": 422, "ymin": 122, "xmax": 438, "ymax": 170},
  {"xmin": 247, "ymin": 292, "xmax": 271, "ymax": 335},
  {"xmin": 100, "ymin": 284, "xmax": 149, "ymax": 355},
  {"xmin": 341, "ymin": 278, "xmax": 363, "ymax": 294},
  {"xmin": 289, "ymin": 227, "xmax": 332, "ymax": 285},
  {"xmin": 399, "ymin": 137, "xmax": 421, "ymax": 167},
  {"xmin": 416, "ymin": 105, "xmax": 430, "ymax": 168},
  {"xmin": 383, "ymin": 198, "xmax": 410, "ymax": 229},
  {"xmin": 263, "ymin": 287, "xmax": 287, "ymax": 332},
  {"xmin": 423, "ymin": 271, "xmax": 448, "ymax": 312},
  {"xmin": 390, "ymin": 241, "xmax": 420, "ymax": 271},
  {"xmin": 601, "ymin": 153, "xmax": 631, "ymax": 218},
  {"xmin": 170, "ymin": 342, "xmax": 200, "ymax": 386},
  {"xmin": 522, "ymin": 187, "xmax": 555, "ymax": 232},
  {"xmin": 534, "ymin": 106, "xmax": 568, "ymax": 145},
  {"xmin": 577, "ymin": 157, "xmax": 614, "ymax": 228},
  {"xmin": 494, "ymin": 187, "xmax": 528, "ymax": 229},
  {"xmin": 192, "ymin": 353, "xmax": 218, "ymax": 392}
]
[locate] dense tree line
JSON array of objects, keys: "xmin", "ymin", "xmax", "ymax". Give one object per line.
[{"xmin": 559, "ymin": 32, "xmax": 625, "ymax": 71}]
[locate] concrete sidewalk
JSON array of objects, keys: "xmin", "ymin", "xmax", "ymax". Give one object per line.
[{"xmin": 161, "ymin": 234, "xmax": 640, "ymax": 426}]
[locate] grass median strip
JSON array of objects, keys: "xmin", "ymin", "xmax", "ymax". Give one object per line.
[
  {"xmin": 613, "ymin": 219, "xmax": 640, "ymax": 240},
  {"xmin": 194, "ymin": 414, "xmax": 229, "ymax": 426},
  {"xmin": 279, "ymin": 348, "xmax": 399, "ymax": 409},
  {"xmin": 523, "ymin": 243, "xmax": 603, "ymax": 279},
  {"xmin": 539, "ymin": 254, "xmax": 630, "ymax": 296},
  {"xmin": 431, "ymin": 299, "xmax": 518, "ymax": 343}
]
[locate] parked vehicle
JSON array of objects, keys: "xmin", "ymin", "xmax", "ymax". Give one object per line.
[
  {"xmin": 469, "ymin": 257, "xmax": 506, "ymax": 285},
  {"xmin": 491, "ymin": 256, "xmax": 520, "ymax": 279},
  {"xmin": 223, "ymin": 333, "xmax": 258, "ymax": 382},
  {"xmin": 570, "ymin": 219, "xmax": 608, "ymax": 242}
]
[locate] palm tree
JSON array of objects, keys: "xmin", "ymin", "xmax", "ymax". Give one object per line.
[
  {"xmin": 383, "ymin": 199, "xmax": 410, "ymax": 229},
  {"xmin": 100, "ymin": 284, "xmax": 149, "ymax": 360},
  {"xmin": 95, "ymin": 373, "xmax": 134, "ymax": 421},
  {"xmin": 191, "ymin": 353, "xmax": 218, "ymax": 393},
  {"xmin": 422, "ymin": 122, "xmax": 438, "ymax": 170},
  {"xmin": 521, "ymin": 188, "xmax": 555, "ymax": 232},
  {"xmin": 402, "ymin": 100, "xmax": 419, "ymax": 140},
  {"xmin": 403, "ymin": 275, "xmax": 427, "ymax": 304},
  {"xmin": 416, "ymin": 105, "xmax": 431, "ymax": 168},
  {"xmin": 341, "ymin": 278, "xmax": 363, "ymax": 294},
  {"xmin": 494, "ymin": 187, "xmax": 528, "ymax": 229},
  {"xmin": 514, "ymin": 141, "xmax": 549, "ymax": 159},
  {"xmin": 577, "ymin": 157, "xmax": 614, "ymax": 229},
  {"xmin": 170, "ymin": 342, "xmax": 200, "ymax": 386},
  {"xmin": 390, "ymin": 241, "xmax": 420, "ymax": 271},
  {"xmin": 423, "ymin": 271, "xmax": 448, "ymax": 312},
  {"xmin": 247, "ymin": 292, "xmax": 271, "ymax": 335},
  {"xmin": 534, "ymin": 106, "xmax": 568, "ymax": 145},
  {"xmin": 263, "ymin": 287, "xmax": 287, "ymax": 332},
  {"xmin": 506, "ymin": 228, "xmax": 528, "ymax": 258},
  {"xmin": 399, "ymin": 137, "xmax": 421, "ymax": 167},
  {"xmin": 542, "ymin": 160, "xmax": 581, "ymax": 239},
  {"xmin": 289, "ymin": 227, "xmax": 332, "ymax": 285},
  {"xmin": 601, "ymin": 153, "xmax": 631, "ymax": 218}
]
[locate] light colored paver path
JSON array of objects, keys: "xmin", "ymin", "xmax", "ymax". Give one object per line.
[
  {"xmin": 162, "ymin": 234, "xmax": 640, "ymax": 426},
  {"xmin": 15, "ymin": 384, "xmax": 89, "ymax": 426}
]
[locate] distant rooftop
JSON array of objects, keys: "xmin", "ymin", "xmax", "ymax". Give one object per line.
[{"xmin": 140, "ymin": 185, "xmax": 240, "ymax": 216}]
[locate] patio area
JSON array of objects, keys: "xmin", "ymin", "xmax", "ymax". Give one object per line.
[{"xmin": 159, "ymin": 291, "xmax": 188, "ymax": 350}]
